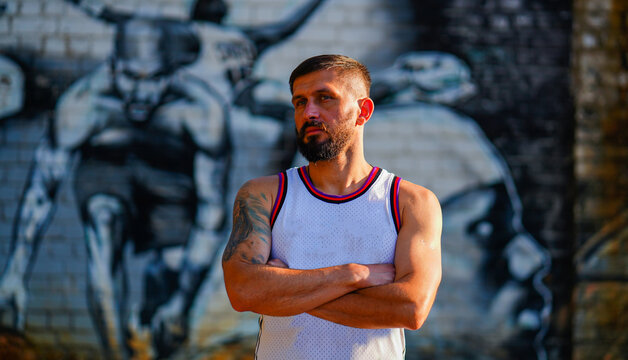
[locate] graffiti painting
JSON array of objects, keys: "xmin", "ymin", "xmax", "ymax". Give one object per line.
[{"xmin": 0, "ymin": 0, "xmax": 572, "ymax": 359}]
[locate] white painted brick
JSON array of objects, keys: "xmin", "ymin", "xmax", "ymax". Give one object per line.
[
  {"xmin": 58, "ymin": 17, "xmax": 106, "ymax": 36},
  {"xmin": 71, "ymin": 312, "xmax": 94, "ymax": 330},
  {"xmin": 69, "ymin": 37, "xmax": 91, "ymax": 56},
  {"xmin": 19, "ymin": 0, "xmax": 42, "ymax": 15},
  {"xmin": 50, "ymin": 312, "xmax": 71, "ymax": 328},
  {"xmin": 370, "ymin": 9, "xmax": 395, "ymax": 25},
  {"xmin": 17, "ymin": 34, "xmax": 43, "ymax": 52},
  {"xmin": 136, "ymin": 3, "xmax": 162, "ymax": 17},
  {"xmin": 321, "ymin": 7, "xmax": 348, "ymax": 25},
  {"xmin": 13, "ymin": 16, "xmax": 57, "ymax": 34},
  {"xmin": 114, "ymin": 1, "xmax": 138, "ymax": 14},
  {"xmin": 297, "ymin": 25, "xmax": 336, "ymax": 41},
  {"xmin": 339, "ymin": 27, "xmax": 372, "ymax": 43},
  {"xmin": 44, "ymin": 36, "xmax": 66, "ymax": 56},
  {"xmin": 160, "ymin": 4, "xmax": 188, "ymax": 19},
  {"xmin": 25, "ymin": 311, "xmax": 48, "ymax": 329},
  {"xmin": 43, "ymin": 1, "xmax": 69, "ymax": 16},
  {"xmin": 0, "ymin": 18, "xmax": 9, "ymax": 34},
  {"xmin": 229, "ymin": 5, "xmax": 255, "ymax": 25},
  {"xmin": 255, "ymin": 5, "xmax": 283, "ymax": 23},
  {"xmin": 89, "ymin": 37, "xmax": 113, "ymax": 57},
  {"xmin": 0, "ymin": 36, "xmax": 19, "ymax": 47}
]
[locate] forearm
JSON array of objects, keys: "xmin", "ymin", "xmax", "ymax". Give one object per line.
[
  {"xmin": 223, "ymin": 260, "xmax": 364, "ymax": 316},
  {"xmin": 308, "ymin": 277, "xmax": 434, "ymax": 330},
  {"xmin": 6, "ymin": 154, "xmax": 65, "ymax": 275}
]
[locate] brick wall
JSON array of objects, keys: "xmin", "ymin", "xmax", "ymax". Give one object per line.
[
  {"xmin": 572, "ymin": 0, "xmax": 628, "ymax": 358},
  {"xmin": 0, "ymin": 0, "xmax": 624, "ymax": 359}
]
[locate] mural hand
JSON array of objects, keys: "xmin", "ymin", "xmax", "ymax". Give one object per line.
[
  {"xmin": 0, "ymin": 273, "xmax": 27, "ymax": 331},
  {"xmin": 151, "ymin": 292, "xmax": 188, "ymax": 355}
]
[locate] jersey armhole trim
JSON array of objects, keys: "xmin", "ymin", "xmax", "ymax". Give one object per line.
[
  {"xmin": 270, "ymin": 171, "xmax": 287, "ymax": 230},
  {"xmin": 390, "ymin": 176, "xmax": 402, "ymax": 234}
]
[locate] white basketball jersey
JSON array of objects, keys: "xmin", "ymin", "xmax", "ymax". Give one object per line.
[{"xmin": 256, "ymin": 166, "xmax": 405, "ymax": 359}]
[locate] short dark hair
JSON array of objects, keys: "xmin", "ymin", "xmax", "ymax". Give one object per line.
[{"xmin": 289, "ymin": 54, "xmax": 371, "ymax": 95}]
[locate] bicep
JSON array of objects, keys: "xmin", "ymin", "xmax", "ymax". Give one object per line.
[
  {"xmin": 394, "ymin": 184, "xmax": 442, "ymax": 290},
  {"xmin": 222, "ymin": 181, "xmax": 274, "ymax": 266}
]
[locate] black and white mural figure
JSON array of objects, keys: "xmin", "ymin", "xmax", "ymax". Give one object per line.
[
  {"xmin": 366, "ymin": 52, "xmax": 552, "ymax": 359},
  {"xmin": 0, "ymin": 0, "xmax": 558, "ymax": 358},
  {"xmin": 0, "ymin": 0, "xmax": 322, "ymax": 358}
]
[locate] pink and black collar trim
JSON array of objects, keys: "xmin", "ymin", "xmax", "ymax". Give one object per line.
[
  {"xmin": 390, "ymin": 176, "xmax": 402, "ymax": 234},
  {"xmin": 270, "ymin": 171, "xmax": 287, "ymax": 229},
  {"xmin": 297, "ymin": 166, "xmax": 382, "ymax": 204}
]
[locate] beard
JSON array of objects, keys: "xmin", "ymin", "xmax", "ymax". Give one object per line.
[{"xmin": 296, "ymin": 120, "xmax": 353, "ymax": 162}]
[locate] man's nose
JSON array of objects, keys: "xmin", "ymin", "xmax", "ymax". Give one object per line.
[
  {"xmin": 133, "ymin": 80, "xmax": 154, "ymax": 101},
  {"xmin": 303, "ymin": 101, "xmax": 319, "ymax": 119}
]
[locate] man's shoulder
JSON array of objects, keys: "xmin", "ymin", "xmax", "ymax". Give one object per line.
[
  {"xmin": 395, "ymin": 178, "xmax": 442, "ymax": 243},
  {"xmin": 237, "ymin": 173, "xmax": 286, "ymax": 204},
  {"xmin": 396, "ymin": 178, "xmax": 440, "ymax": 213},
  {"xmin": 240, "ymin": 174, "xmax": 281, "ymax": 191}
]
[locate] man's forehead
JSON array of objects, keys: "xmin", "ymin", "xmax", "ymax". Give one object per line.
[{"xmin": 292, "ymin": 69, "xmax": 365, "ymax": 96}]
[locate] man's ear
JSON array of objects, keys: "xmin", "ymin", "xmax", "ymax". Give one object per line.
[{"xmin": 356, "ymin": 98, "xmax": 374, "ymax": 126}]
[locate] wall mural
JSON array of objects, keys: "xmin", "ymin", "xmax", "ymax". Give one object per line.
[{"xmin": 0, "ymin": 0, "xmax": 564, "ymax": 359}]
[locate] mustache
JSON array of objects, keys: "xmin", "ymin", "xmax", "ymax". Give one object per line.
[{"xmin": 298, "ymin": 121, "xmax": 328, "ymax": 138}]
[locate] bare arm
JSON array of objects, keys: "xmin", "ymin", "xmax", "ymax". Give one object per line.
[
  {"xmin": 3, "ymin": 139, "xmax": 73, "ymax": 277},
  {"xmin": 222, "ymin": 176, "xmax": 394, "ymax": 316},
  {"xmin": 304, "ymin": 180, "xmax": 442, "ymax": 330},
  {"xmin": 0, "ymin": 138, "xmax": 74, "ymax": 329}
]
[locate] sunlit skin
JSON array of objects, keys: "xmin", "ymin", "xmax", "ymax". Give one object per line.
[{"xmin": 291, "ymin": 69, "xmax": 374, "ymax": 194}]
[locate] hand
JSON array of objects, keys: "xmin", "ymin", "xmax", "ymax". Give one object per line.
[
  {"xmin": 0, "ymin": 273, "xmax": 27, "ymax": 330},
  {"xmin": 354, "ymin": 263, "xmax": 395, "ymax": 289}
]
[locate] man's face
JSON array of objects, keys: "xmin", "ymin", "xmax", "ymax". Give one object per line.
[
  {"xmin": 114, "ymin": 59, "xmax": 170, "ymax": 123},
  {"xmin": 113, "ymin": 20, "xmax": 172, "ymax": 123},
  {"xmin": 291, "ymin": 69, "xmax": 363, "ymax": 162}
]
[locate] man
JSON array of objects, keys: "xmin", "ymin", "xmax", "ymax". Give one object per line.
[{"xmin": 222, "ymin": 54, "xmax": 443, "ymax": 359}]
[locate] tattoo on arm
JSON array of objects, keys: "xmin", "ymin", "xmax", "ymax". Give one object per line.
[{"xmin": 222, "ymin": 189, "xmax": 271, "ymax": 262}]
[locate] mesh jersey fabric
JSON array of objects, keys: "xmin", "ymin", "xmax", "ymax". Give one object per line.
[{"xmin": 256, "ymin": 166, "xmax": 405, "ymax": 360}]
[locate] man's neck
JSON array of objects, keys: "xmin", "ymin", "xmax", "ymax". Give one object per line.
[{"xmin": 306, "ymin": 151, "xmax": 372, "ymax": 196}]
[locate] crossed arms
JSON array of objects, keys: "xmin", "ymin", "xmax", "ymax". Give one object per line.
[{"xmin": 221, "ymin": 174, "xmax": 442, "ymax": 330}]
